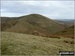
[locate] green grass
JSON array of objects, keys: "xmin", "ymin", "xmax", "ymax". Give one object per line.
[{"xmin": 1, "ymin": 32, "xmax": 74, "ymax": 55}]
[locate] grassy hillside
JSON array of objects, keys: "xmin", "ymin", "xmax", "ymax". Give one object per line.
[
  {"xmin": 1, "ymin": 17, "xmax": 18, "ymax": 31},
  {"xmin": 1, "ymin": 14, "xmax": 65, "ymax": 37},
  {"xmin": 1, "ymin": 32, "xmax": 74, "ymax": 55},
  {"xmin": 59, "ymin": 25, "xmax": 74, "ymax": 35},
  {"xmin": 16, "ymin": 14, "xmax": 65, "ymax": 33},
  {"xmin": 56, "ymin": 25, "xmax": 74, "ymax": 38}
]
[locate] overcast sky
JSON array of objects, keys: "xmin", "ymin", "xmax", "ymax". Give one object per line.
[{"xmin": 1, "ymin": 1, "xmax": 74, "ymax": 19}]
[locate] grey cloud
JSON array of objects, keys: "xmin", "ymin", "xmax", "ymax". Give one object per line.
[{"xmin": 1, "ymin": 1, "xmax": 74, "ymax": 19}]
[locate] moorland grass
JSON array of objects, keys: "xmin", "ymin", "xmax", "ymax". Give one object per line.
[{"xmin": 1, "ymin": 32, "xmax": 74, "ymax": 55}]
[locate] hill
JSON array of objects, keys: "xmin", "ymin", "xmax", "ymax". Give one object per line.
[
  {"xmin": 1, "ymin": 32, "xmax": 74, "ymax": 55},
  {"xmin": 55, "ymin": 19, "xmax": 74, "ymax": 27},
  {"xmin": 1, "ymin": 14, "xmax": 65, "ymax": 37},
  {"xmin": 1, "ymin": 17, "xmax": 18, "ymax": 31},
  {"xmin": 56, "ymin": 25, "xmax": 74, "ymax": 38}
]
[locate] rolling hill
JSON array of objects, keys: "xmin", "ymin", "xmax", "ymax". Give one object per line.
[
  {"xmin": 1, "ymin": 14, "xmax": 74, "ymax": 55},
  {"xmin": 55, "ymin": 19, "xmax": 74, "ymax": 27},
  {"xmin": 1, "ymin": 14, "xmax": 65, "ymax": 37},
  {"xmin": 1, "ymin": 17, "xmax": 18, "ymax": 31},
  {"xmin": 56, "ymin": 25, "xmax": 74, "ymax": 38},
  {"xmin": 1, "ymin": 32, "xmax": 74, "ymax": 55}
]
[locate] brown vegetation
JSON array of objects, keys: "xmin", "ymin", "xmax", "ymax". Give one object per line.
[
  {"xmin": 49, "ymin": 35, "xmax": 60, "ymax": 39},
  {"xmin": 64, "ymin": 40, "xmax": 74, "ymax": 44}
]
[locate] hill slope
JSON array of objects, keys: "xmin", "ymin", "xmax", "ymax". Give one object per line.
[
  {"xmin": 1, "ymin": 14, "xmax": 65, "ymax": 37},
  {"xmin": 56, "ymin": 25, "xmax": 74, "ymax": 38},
  {"xmin": 55, "ymin": 20, "xmax": 74, "ymax": 27},
  {"xmin": 1, "ymin": 17, "xmax": 18, "ymax": 31},
  {"xmin": 1, "ymin": 32, "xmax": 74, "ymax": 55}
]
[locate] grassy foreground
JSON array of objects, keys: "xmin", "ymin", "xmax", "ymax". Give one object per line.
[{"xmin": 1, "ymin": 32, "xmax": 74, "ymax": 55}]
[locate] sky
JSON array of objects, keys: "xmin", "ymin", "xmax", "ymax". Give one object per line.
[{"xmin": 1, "ymin": 0, "xmax": 74, "ymax": 19}]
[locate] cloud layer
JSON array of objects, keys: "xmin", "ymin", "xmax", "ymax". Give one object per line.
[{"xmin": 1, "ymin": 1, "xmax": 74, "ymax": 19}]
